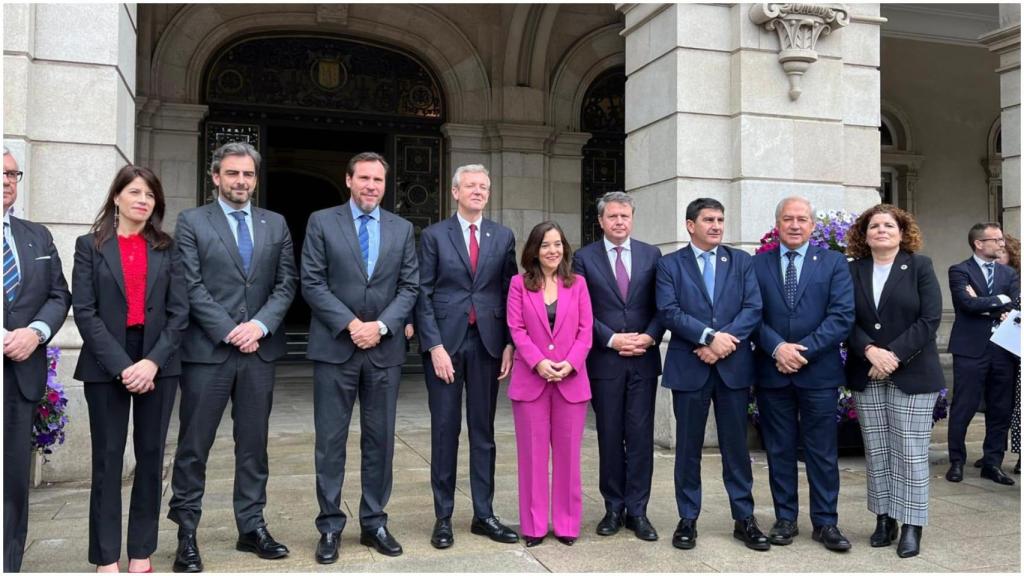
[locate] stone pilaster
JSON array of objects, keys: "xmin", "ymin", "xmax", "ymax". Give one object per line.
[
  {"xmin": 3, "ymin": 3, "xmax": 139, "ymax": 481},
  {"xmin": 137, "ymin": 101, "xmax": 208, "ymax": 231},
  {"xmin": 980, "ymin": 7, "xmax": 1021, "ymax": 233},
  {"xmin": 483, "ymin": 123, "xmax": 555, "ymax": 253},
  {"xmin": 547, "ymin": 132, "xmax": 592, "ymax": 247},
  {"xmin": 620, "ymin": 3, "xmax": 883, "ymax": 448}
]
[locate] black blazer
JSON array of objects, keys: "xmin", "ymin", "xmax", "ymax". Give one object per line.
[
  {"xmin": 71, "ymin": 233, "xmax": 189, "ymax": 383},
  {"xmin": 846, "ymin": 251, "xmax": 944, "ymax": 394},
  {"xmin": 2, "ymin": 216, "xmax": 71, "ymax": 401}
]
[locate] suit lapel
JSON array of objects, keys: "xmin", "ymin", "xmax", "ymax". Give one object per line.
[
  {"xmin": 877, "ymin": 252, "xmax": 911, "ymax": 314},
  {"xmin": 377, "ymin": 211, "xmax": 397, "ymax": 280},
  {"xmin": 967, "ymin": 258, "xmax": 988, "ymax": 295},
  {"xmin": 335, "ymin": 206, "xmax": 368, "ymax": 281},
  {"xmin": 595, "ymin": 243, "xmax": 625, "ymax": 305},
  {"xmin": 529, "ymin": 282, "xmax": 553, "ymax": 338},
  {"xmin": 681, "ymin": 246, "xmax": 711, "ymax": 305},
  {"xmin": 713, "ymin": 248, "xmax": 729, "ymax": 305},
  {"xmin": 765, "ymin": 246, "xmax": 786, "ymax": 305},
  {"xmin": 447, "ymin": 216, "xmax": 472, "ymax": 277},
  {"xmin": 853, "ymin": 258, "xmax": 879, "ymax": 320},
  {"xmin": 99, "ymin": 236, "xmax": 127, "ymax": 299},
  {"xmin": 145, "ymin": 243, "xmax": 160, "ymax": 304},
  {"xmin": 206, "ymin": 204, "xmax": 246, "ymax": 276},
  {"xmin": 247, "ymin": 207, "xmax": 268, "ymax": 280},
  {"xmin": 474, "ymin": 219, "xmax": 496, "ymax": 287},
  {"xmin": 552, "ymin": 279, "xmax": 569, "ymax": 337},
  {"xmin": 792, "ymin": 245, "xmax": 820, "ymax": 305},
  {"xmin": 9, "ymin": 217, "xmax": 34, "ymax": 305}
]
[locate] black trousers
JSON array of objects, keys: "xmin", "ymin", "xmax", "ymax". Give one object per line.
[
  {"xmin": 424, "ymin": 326, "xmax": 500, "ymax": 520},
  {"xmin": 168, "ymin": 351, "xmax": 275, "ymax": 534},
  {"xmin": 313, "ymin": 354, "xmax": 400, "ymax": 534},
  {"xmin": 3, "ymin": 361, "xmax": 35, "ymax": 573},
  {"xmin": 590, "ymin": 364, "xmax": 657, "ymax": 517},
  {"xmin": 948, "ymin": 343, "xmax": 1017, "ymax": 466},
  {"xmin": 85, "ymin": 328, "xmax": 178, "ymax": 565}
]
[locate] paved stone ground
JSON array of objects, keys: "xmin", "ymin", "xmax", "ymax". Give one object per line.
[{"xmin": 24, "ymin": 365, "xmax": 1021, "ymax": 572}]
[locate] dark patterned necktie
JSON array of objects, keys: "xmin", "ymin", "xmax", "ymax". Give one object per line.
[
  {"xmin": 614, "ymin": 246, "xmax": 629, "ymax": 300},
  {"xmin": 468, "ymin": 224, "xmax": 478, "ymax": 324},
  {"xmin": 358, "ymin": 214, "xmax": 371, "ymax": 272},
  {"xmin": 785, "ymin": 251, "xmax": 798, "ymax": 307},
  {"xmin": 231, "ymin": 211, "xmax": 253, "ymax": 275},
  {"xmin": 984, "ymin": 261, "xmax": 995, "ymax": 295}
]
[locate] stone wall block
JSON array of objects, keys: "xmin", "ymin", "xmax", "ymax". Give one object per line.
[
  {"xmin": 29, "ymin": 143, "xmax": 124, "ymax": 223},
  {"xmin": 4, "ymin": 56, "xmax": 29, "ymax": 137},
  {"xmin": 3, "ymin": 3, "xmax": 34, "ymax": 55},
  {"xmin": 844, "ymin": 125, "xmax": 881, "ymax": 188},
  {"xmin": 623, "ymin": 4, "xmax": 675, "ymax": 76},
  {"xmin": 841, "ymin": 22, "xmax": 882, "ymax": 68},
  {"xmin": 34, "ymin": 3, "xmax": 120, "ymax": 65},
  {"xmin": 677, "ymin": 113, "xmax": 733, "ymax": 180},
  {"xmin": 29, "ymin": 63, "xmax": 119, "ymax": 145},
  {"xmin": 1001, "ymin": 105, "xmax": 1021, "ymax": 158},
  {"xmin": 500, "ymin": 86, "xmax": 545, "ymax": 124},
  {"xmin": 675, "ymin": 3, "xmax": 731, "ymax": 52},
  {"xmin": 676, "ymin": 49, "xmax": 731, "ymax": 116},
  {"xmin": 1000, "ymin": 68, "xmax": 1020, "ymax": 111},
  {"xmin": 736, "ymin": 115, "xmax": 794, "ymax": 180},
  {"xmin": 734, "ymin": 51, "xmax": 842, "ymax": 119},
  {"xmin": 118, "ymin": 3, "xmax": 137, "ymax": 94},
  {"xmin": 624, "ymin": 50, "xmax": 678, "ymax": 133},
  {"xmin": 45, "ymin": 224, "xmax": 87, "ymax": 299},
  {"xmin": 734, "ymin": 180, "xmax": 848, "ymax": 242},
  {"xmin": 793, "ymin": 120, "xmax": 844, "ymax": 183},
  {"xmin": 843, "ymin": 186, "xmax": 882, "ymax": 215},
  {"xmin": 116, "ymin": 76, "xmax": 135, "ymax": 161},
  {"xmin": 842, "ymin": 65, "xmax": 880, "ymax": 127},
  {"xmin": 624, "ymin": 115, "xmax": 676, "ymax": 190},
  {"xmin": 1004, "ymin": 157, "xmax": 1021, "ymax": 208}
]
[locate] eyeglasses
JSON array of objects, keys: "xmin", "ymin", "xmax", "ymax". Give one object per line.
[
  {"xmin": 979, "ymin": 237, "xmax": 1006, "ymax": 244},
  {"xmin": 2, "ymin": 171, "xmax": 23, "ymax": 183}
]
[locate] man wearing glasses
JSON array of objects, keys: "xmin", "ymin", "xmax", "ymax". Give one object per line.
[
  {"xmin": 3, "ymin": 147, "xmax": 72, "ymax": 572},
  {"xmin": 946, "ymin": 223, "xmax": 1020, "ymax": 486}
]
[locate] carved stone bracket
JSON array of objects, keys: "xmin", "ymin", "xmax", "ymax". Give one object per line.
[{"xmin": 749, "ymin": 4, "xmax": 850, "ymax": 100}]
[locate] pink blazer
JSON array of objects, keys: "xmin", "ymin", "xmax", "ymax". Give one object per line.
[{"xmin": 506, "ymin": 273, "xmax": 593, "ymax": 403}]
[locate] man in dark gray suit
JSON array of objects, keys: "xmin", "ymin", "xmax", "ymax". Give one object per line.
[
  {"xmin": 168, "ymin": 142, "xmax": 298, "ymax": 572},
  {"xmin": 302, "ymin": 152, "xmax": 419, "ymax": 563},
  {"xmin": 3, "ymin": 147, "xmax": 72, "ymax": 573}
]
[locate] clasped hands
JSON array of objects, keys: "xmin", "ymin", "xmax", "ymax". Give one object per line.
[
  {"xmin": 535, "ymin": 358, "xmax": 573, "ymax": 382},
  {"xmin": 865, "ymin": 345, "xmax": 899, "ymax": 380},
  {"xmin": 610, "ymin": 332, "xmax": 655, "ymax": 357},
  {"xmin": 227, "ymin": 321, "xmax": 263, "ymax": 354},
  {"xmin": 3, "ymin": 328, "xmax": 41, "ymax": 362},
  {"xmin": 774, "ymin": 342, "xmax": 809, "ymax": 374},
  {"xmin": 694, "ymin": 331, "xmax": 740, "ymax": 365},
  {"xmin": 120, "ymin": 358, "xmax": 158, "ymax": 394},
  {"xmin": 348, "ymin": 318, "xmax": 383, "ymax": 350}
]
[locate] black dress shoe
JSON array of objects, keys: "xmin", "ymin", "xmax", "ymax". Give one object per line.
[
  {"xmin": 980, "ymin": 465, "xmax": 1016, "ymax": 485},
  {"xmin": 172, "ymin": 532, "xmax": 203, "ymax": 573},
  {"xmin": 896, "ymin": 524, "xmax": 921, "ymax": 558},
  {"xmin": 360, "ymin": 526, "xmax": 403, "ymax": 557},
  {"xmin": 236, "ymin": 526, "xmax": 289, "ymax": 559},
  {"xmin": 974, "ymin": 457, "xmax": 984, "ymax": 468},
  {"xmin": 470, "ymin": 516, "xmax": 518, "ymax": 543},
  {"xmin": 945, "ymin": 461, "xmax": 963, "ymax": 483},
  {"xmin": 768, "ymin": 519, "xmax": 798, "ymax": 545},
  {"xmin": 869, "ymin": 514, "xmax": 898, "ymax": 547},
  {"xmin": 596, "ymin": 510, "xmax": 624, "ymax": 536},
  {"xmin": 315, "ymin": 531, "xmax": 340, "ymax": 564},
  {"xmin": 671, "ymin": 518, "xmax": 697, "ymax": 550},
  {"xmin": 812, "ymin": 524, "xmax": 852, "ymax": 552},
  {"xmin": 625, "ymin": 515, "xmax": 659, "ymax": 541},
  {"xmin": 431, "ymin": 517, "xmax": 454, "ymax": 549},
  {"xmin": 555, "ymin": 535, "xmax": 576, "ymax": 546},
  {"xmin": 524, "ymin": 535, "xmax": 545, "ymax": 547},
  {"xmin": 733, "ymin": 517, "xmax": 771, "ymax": 551}
]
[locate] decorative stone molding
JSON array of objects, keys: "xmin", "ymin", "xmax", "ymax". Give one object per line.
[
  {"xmin": 315, "ymin": 3, "xmax": 348, "ymax": 25},
  {"xmin": 749, "ymin": 3, "xmax": 850, "ymax": 100}
]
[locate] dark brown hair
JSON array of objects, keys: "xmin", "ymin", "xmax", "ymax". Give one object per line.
[
  {"xmin": 346, "ymin": 151, "xmax": 389, "ymax": 176},
  {"xmin": 845, "ymin": 204, "xmax": 923, "ymax": 259},
  {"xmin": 1002, "ymin": 233, "xmax": 1021, "ymax": 273},
  {"xmin": 90, "ymin": 165, "xmax": 172, "ymax": 250},
  {"xmin": 520, "ymin": 221, "xmax": 575, "ymax": 291}
]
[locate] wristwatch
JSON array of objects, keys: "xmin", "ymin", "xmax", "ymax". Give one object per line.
[
  {"xmin": 30, "ymin": 328, "xmax": 45, "ymax": 344},
  {"xmin": 377, "ymin": 321, "xmax": 388, "ymax": 336},
  {"xmin": 701, "ymin": 329, "xmax": 718, "ymax": 346}
]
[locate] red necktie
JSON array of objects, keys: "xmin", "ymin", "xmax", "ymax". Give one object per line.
[{"xmin": 469, "ymin": 223, "xmax": 479, "ymax": 324}]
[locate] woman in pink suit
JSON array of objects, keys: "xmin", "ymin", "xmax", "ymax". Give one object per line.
[{"xmin": 507, "ymin": 221, "xmax": 593, "ymax": 547}]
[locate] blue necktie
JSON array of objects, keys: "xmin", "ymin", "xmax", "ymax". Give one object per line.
[
  {"xmin": 358, "ymin": 214, "xmax": 371, "ymax": 273},
  {"xmin": 701, "ymin": 251, "xmax": 715, "ymax": 304},
  {"xmin": 984, "ymin": 262, "xmax": 995, "ymax": 295},
  {"xmin": 230, "ymin": 211, "xmax": 252, "ymax": 275},
  {"xmin": 784, "ymin": 251, "xmax": 798, "ymax": 307},
  {"xmin": 3, "ymin": 223, "xmax": 19, "ymax": 302}
]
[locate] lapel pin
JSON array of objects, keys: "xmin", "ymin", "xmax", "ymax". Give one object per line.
[
  {"xmin": 721, "ymin": 256, "xmax": 727, "ymax": 262},
  {"xmin": 486, "ymin": 232, "xmax": 491, "ymax": 237},
  {"xmin": 260, "ymin": 219, "xmax": 266, "ymax": 224},
  {"xmin": 812, "ymin": 255, "xmax": 818, "ymax": 261},
  {"xmin": 900, "ymin": 264, "xmax": 908, "ymax": 270}
]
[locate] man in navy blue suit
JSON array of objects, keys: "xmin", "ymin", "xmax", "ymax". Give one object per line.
[
  {"xmin": 416, "ymin": 164, "xmax": 519, "ymax": 548},
  {"xmin": 752, "ymin": 197, "xmax": 854, "ymax": 551},
  {"xmin": 945, "ymin": 222, "xmax": 1019, "ymax": 486},
  {"xmin": 573, "ymin": 191, "xmax": 664, "ymax": 541},
  {"xmin": 655, "ymin": 197, "xmax": 769, "ymax": 552}
]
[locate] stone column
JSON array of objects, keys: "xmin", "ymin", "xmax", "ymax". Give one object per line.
[
  {"xmin": 980, "ymin": 5, "xmax": 1021, "ymax": 233},
  {"xmin": 547, "ymin": 132, "xmax": 592, "ymax": 247},
  {"xmin": 619, "ymin": 3, "xmax": 883, "ymax": 448},
  {"xmin": 3, "ymin": 3, "xmax": 139, "ymax": 481},
  {"xmin": 484, "ymin": 123, "xmax": 555, "ymax": 251},
  {"xmin": 137, "ymin": 101, "xmax": 209, "ymax": 231}
]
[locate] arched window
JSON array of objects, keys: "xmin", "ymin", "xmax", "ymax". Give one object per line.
[
  {"xmin": 579, "ymin": 67, "xmax": 625, "ymax": 246},
  {"xmin": 879, "ymin": 103, "xmax": 923, "ymax": 211}
]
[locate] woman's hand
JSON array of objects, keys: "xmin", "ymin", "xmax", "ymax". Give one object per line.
[
  {"xmin": 535, "ymin": 359, "xmax": 563, "ymax": 382},
  {"xmin": 865, "ymin": 345, "xmax": 899, "ymax": 376},
  {"xmin": 121, "ymin": 359, "xmax": 158, "ymax": 394}
]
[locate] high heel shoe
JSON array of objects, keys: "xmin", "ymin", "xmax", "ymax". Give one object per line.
[
  {"xmin": 555, "ymin": 535, "xmax": 576, "ymax": 546},
  {"xmin": 869, "ymin": 514, "xmax": 898, "ymax": 547},
  {"xmin": 896, "ymin": 524, "xmax": 921, "ymax": 558},
  {"xmin": 524, "ymin": 535, "xmax": 545, "ymax": 547}
]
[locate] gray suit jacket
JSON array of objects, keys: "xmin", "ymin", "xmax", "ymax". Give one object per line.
[
  {"xmin": 175, "ymin": 202, "xmax": 298, "ymax": 364},
  {"xmin": 301, "ymin": 205, "xmax": 419, "ymax": 367}
]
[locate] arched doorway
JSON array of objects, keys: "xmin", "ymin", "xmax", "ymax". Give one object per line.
[
  {"xmin": 580, "ymin": 67, "xmax": 625, "ymax": 246},
  {"xmin": 201, "ymin": 33, "xmax": 446, "ymax": 360}
]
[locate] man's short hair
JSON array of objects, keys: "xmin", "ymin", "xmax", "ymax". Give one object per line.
[
  {"xmin": 775, "ymin": 196, "xmax": 815, "ymax": 220},
  {"xmin": 346, "ymin": 152, "xmax": 389, "ymax": 176},
  {"xmin": 597, "ymin": 191, "xmax": 635, "ymax": 217},
  {"xmin": 968, "ymin": 221, "xmax": 1002, "ymax": 250},
  {"xmin": 451, "ymin": 164, "xmax": 489, "ymax": 189},
  {"xmin": 685, "ymin": 198, "xmax": 725, "ymax": 222},
  {"xmin": 210, "ymin": 141, "xmax": 261, "ymax": 175}
]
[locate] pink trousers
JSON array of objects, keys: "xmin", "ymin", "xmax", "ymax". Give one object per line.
[{"xmin": 511, "ymin": 383, "xmax": 588, "ymax": 538}]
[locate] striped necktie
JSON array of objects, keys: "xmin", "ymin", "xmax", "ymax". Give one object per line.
[
  {"xmin": 984, "ymin": 262, "xmax": 995, "ymax": 295},
  {"xmin": 4, "ymin": 223, "xmax": 19, "ymax": 302}
]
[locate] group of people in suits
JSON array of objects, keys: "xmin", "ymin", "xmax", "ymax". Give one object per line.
[{"xmin": 3, "ymin": 140, "xmax": 1019, "ymax": 572}]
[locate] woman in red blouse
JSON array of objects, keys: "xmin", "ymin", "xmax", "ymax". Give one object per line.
[{"xmin": 72, "ymin": 166, "xmax": 188, "ymax": 573}]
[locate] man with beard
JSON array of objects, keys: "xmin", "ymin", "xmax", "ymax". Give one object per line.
[{"xmin": 167, "ymin": 142, "xmax": 298, "ymax": 572}]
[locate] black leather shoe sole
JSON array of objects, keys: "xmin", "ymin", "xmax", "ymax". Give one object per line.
[
  {"xmin": 315, "ymin": 552, "xmax": 338, "ymax": 565},
  {"xmin": 360, "ymin": 534, "xmax": 403, "ymax": 557},
  {"xmin": 733, "ymin": 531, "xmax": 771, "ymax": 551},
  {"xmin": 524, "ymin": 536, "xmax": 544, "ymax": 547},
  {"xmin": 430, "ymin": 534, "xmax": 453, "ymax": 549},
  {"xmin": 470, "ymin": 523, "xmax": 518, "ymax": 543},
  {"xmin": 172, "ymin": 560, "xmax": 203, "ymax": 573},
  {"xmin": 672, "ymin": 537, "xmax": 696, "ymax": 550},
  {"xmin": 235, "ymin": 541, "xmax": 288, "ymax": 559},
  {"xmin": 768, "ymin": 530, "xmax": 797, "ymax": 546},
  {"xmin": 812, "ymin": 533, "xmax": 852, "ymax": 552}
]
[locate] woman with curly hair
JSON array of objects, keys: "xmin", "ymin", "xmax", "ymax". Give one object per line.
[{"xmin": 844, "ymin": 204, "xmax": 944, "ymax": 558}]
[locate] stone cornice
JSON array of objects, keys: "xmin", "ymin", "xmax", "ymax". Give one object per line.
[{"xmin": 979, "ymin": 23, "xmax": 1021, "ymax": 55}]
